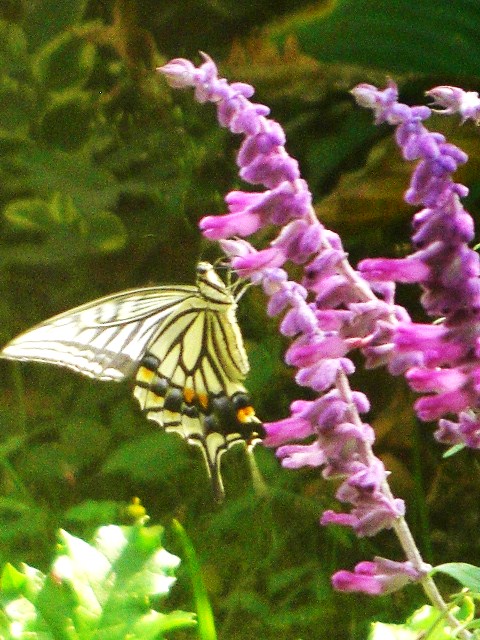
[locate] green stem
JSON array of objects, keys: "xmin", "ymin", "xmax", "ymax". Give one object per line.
[
  {"xmin": 412, "ymin": 418, "xmax": 433, "ymax": 561},
  {"xmin": 171, "ymin": 519, "xmax": 217, "ymax": 640}
]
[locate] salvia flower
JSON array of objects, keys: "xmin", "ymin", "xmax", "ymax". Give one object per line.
[
  {"xmin": 331, "ymin": 558, "xmax": 430, "ymax": 596},
  {"xmin": 158, "ymin": 56, "xmax": 461, "ymax": 600},
  {"xmin": 353, "ymin": 82, "xmax": 480, "ymax": 447},
  {"xmin": 427, "ymin": 86, "xmax": 480, "ymax": 124}
]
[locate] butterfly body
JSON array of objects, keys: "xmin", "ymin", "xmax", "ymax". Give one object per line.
[{"xmin": 1, "ymin": 262, "xmax": 263, "ymax": 500}]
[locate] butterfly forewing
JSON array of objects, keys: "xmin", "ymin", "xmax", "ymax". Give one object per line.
[
  {"xmin": 1, "ymin": 264, "xmax": 263, "ymax": 500},
  {"xmin": 1, "ymin": 286, "xmax": 197, "ymax": 381}
]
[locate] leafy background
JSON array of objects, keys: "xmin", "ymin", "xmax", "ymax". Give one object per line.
[{"xmin": 1, "ymin": 0, "xmax": 480, "ymax": 638}]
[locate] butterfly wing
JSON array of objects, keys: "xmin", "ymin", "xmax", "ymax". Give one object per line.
[
  {"xmin": 133, "ymin": 298, "xmax": 263, "ymax": 501},
  {"xmin": 1, "ymin": 285, "xmax": 197, "ymax": 381}
]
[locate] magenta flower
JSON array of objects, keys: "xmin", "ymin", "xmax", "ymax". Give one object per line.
[
  {"xmin": 436, "ymin": 411, "xmax": 480, "ymax": 448},
  {"xmin": 331, "ymin": 558, "xmax": 429, "ymax": 596}
]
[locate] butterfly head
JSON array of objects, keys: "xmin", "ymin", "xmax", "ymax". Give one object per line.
[{"xmin": 196, "ymin": 262, "xmax": 233, "ymax": 304}]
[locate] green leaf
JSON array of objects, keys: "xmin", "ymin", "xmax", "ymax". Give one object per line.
[
  {"xmin": 1, "ymin": 563, "xmax": 45, "ymax": 600},
  {"xmin": 431, "ymin": 563, "xmax": 480, "ymax": 591},
  {"xmin": 442, "ymin": 443, "xmax": 465, "ymax": 458},
  {"xmin": 10, "ymin": 145, "xmax": 119, "ymax": 217},
  {"xmin": 1, "ymin": 524, "xmax": 196, "ymax": 640},
  {"xmin": 0, "ymin": 498, "xmax": 47, "ymax": 546},
  {"xmin": 103, "ymin": 431, "xmax": 191, "ymax": 482},
  {"xmin": 33, "ymin": 31, "xmax": 94, "ymax": 88},
  {"xmin": 24, "ymin": 0, "xmax": 89, "ymax": 50},
  {"xmin": 4, "ymin": 198, "xmax": 57, "ymax": 232},
  {"xmin": 274, "ymin": 0, "xmax": 480, "ymax": 77},
  {"xmin": 59, "ymin": 417, "xmax": 111, "ymax": 467},
  {"xmin": 0, "ymin": 75, "xmax": 35, "ymax": 134},
  {"xmin": 1, "ymin": 563, "xmax": 27, "ymax": 597},
  {"xmin": 87, "ymin": 211, "xmax": 128, "ymax": 252},
  {"xmin": 39, "ymin": 91, "xmax": 93, "ymax": 150},
  {"xmin": 64, "ymin": 500, "xmax": 123, "ymax": 526},
  {"xmin": 0, "ymin": 19, "xmax": 29, "ymax": 74},
  {"xmin": 3, "ymin": 192, "xmax": 126, "ymax": 263}
]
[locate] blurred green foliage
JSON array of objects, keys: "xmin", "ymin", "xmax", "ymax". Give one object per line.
[
  {"xmin": 0, "ymin": 522, "xmax": 196, "ymax": 640},
  {"xmin": 1, "ymin": 0, "xmax": 480, "ymax": 638}
]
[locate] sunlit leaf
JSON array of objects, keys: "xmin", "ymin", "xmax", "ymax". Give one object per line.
[
  {"xmin": 65, "ymin": 500, "xmax": 123, "ymax": 525},
  {"xmin": 1, "ymin": 524, "xmax": 196, "ymax": 640},
  {"xmin": 431, "ymin": 563, "xmax": 480, "ymax": 591}
]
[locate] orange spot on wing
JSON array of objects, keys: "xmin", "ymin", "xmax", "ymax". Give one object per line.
[
  {"xmin": 237, "ymin": 406, "xmax": 256, "ymax": 423},
  {"xmin": 197, "ymin": 393, "xmax": 209, "ymax": 409},
  {"xmin": 183, "ymin": 388, "xmax": 195, "ymax": 404}
]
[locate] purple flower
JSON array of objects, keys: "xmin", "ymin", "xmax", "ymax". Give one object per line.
[
  {"xmin": 160, "ymin": 56, "xmax": 407, "ymax": 533},
  {"xmin": 286, "ymin": 335, "xmax": 350, "ymax": 366},
  {"xmin": 331, "ymin": 558, "xmax": 428, "ymax": 596},
  {"xmin": 359, "ymin": 256, "xmax": 430, "ymax": 283},
  {"xmin": 276, "ymin": 442, "xmax": 327, "ymax": 469},
  {"xmin": 436, "ymin": 411, "xmax": 480, "ymax": 448},
  {"xmin": 353, "ymin": 81, "xmax": 480, "ymax": 438},
  {"xmin": 320, "ymin": 490, "xmax": 405, "ymax": 538},
  {"xmin": 295, "ymin": 357, "xmax": 355, "ymax": 392},
  {"xmin": 427, "ymin": 86, "xmax": 480, "ymax": 124},
  {"xmin": 414, "ymin": 389, "xmax": 471, "ymax": 421},
  {"xmin": 199, "ymin": 210, "xmax": 263, "ymax": 239},
  {"xmin": 263, "ymin": 400, "xmax": 315, "ymax": 447},
  {"xmin": 272, "ymin": 219, "xmax": 323, "ymax": 263}
]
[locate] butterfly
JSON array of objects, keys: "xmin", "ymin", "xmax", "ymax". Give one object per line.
[{"xmin": 1, "ymin": 262, "xmax": 264, "ymax": 501}]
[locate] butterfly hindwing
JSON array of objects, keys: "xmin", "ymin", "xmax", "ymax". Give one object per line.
[{"xmin": 132, "ymin": 297, "xmax": 262, "ymax": 501}]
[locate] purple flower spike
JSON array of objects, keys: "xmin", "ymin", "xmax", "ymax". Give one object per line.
[
  {"xmin": 354, "ymin": 81, "xmax": 480, "ymax": 440},
  {"xmin": 160, "ymin": 54, "xmax": 314, "ymax": 234},
  {"xmin": 160, "ymin": 56, "xmax": 411, "ymax": 533},
  {"xmin": 161, "ymin": 57, "xmax": 465, "ymax": 604}
]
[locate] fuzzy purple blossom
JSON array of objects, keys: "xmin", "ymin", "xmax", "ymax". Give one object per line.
[
  {"xmin": 331, "ymin": 557, "xmax": 430, "ymax": 596},
  {"xmin": 427, "ymin": 86, "xmax": 480, "ymax": 124}
]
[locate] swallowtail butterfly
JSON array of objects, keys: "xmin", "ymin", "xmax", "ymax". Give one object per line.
[{"xmin": 1, "ymin": 262, "xmax": 264, "ymax": 500}]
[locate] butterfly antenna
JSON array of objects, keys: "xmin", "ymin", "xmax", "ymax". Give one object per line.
[{"xmin": 233, "ymin": 279, "xmax": 252, "ymax": 302}]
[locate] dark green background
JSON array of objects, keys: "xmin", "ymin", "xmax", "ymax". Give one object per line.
[{"xmin": 1, "ymin": 1, "xmax": 480, "ymax": 637}]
